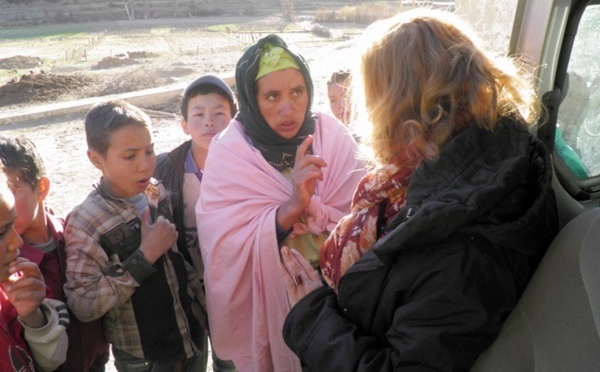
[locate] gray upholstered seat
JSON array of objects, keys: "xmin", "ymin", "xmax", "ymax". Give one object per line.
[{"xmin": 471, "ymin": 208, "xmax": 600, "ymax": 371}]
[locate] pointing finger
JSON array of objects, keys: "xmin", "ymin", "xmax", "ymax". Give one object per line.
[{"xmin": 295, "ymin": 135, "xmax": 314, "ymax": 165}]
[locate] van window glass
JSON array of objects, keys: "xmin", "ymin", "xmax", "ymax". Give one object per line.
[{"xmin": 556, "ymin": 5, "xmax": 600, "ymax": 178}]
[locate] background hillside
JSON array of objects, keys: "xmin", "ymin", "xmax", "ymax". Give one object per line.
[{"xmin": 0, "ymin": 0, "xmax": 454, "ymax": 25}]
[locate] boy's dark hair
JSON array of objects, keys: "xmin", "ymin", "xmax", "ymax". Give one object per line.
[
  {"xmin": 85, "ymin": 100, "xmax": 152, "ymax": 157},
  {"xmin": 180, "ymin": 75, "xmax": 237, "ymax": 121},
  {"xmin": 327, "ymin": 69, "xmax": 351, "ymax": 88},
  {"xmin": 0, "ymin": 135, "xmax": 46, "ymax": 189}
]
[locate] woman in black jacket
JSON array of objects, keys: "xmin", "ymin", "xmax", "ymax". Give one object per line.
[{"xmin": 279, "ymin": 8, "xmax": 558, "ymax": 371}]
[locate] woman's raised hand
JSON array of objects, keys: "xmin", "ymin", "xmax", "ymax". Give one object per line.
[
  {"xmin": 291, "ymin": 135, "xmax": 327, "ymax": 209},
  {"xmin": 276, "ymin": 135, "xmax": 328, "ymax": 231}
]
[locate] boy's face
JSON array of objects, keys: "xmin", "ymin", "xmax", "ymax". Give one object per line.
[
  {"xmin": 88, "ymin": 124, "xmax": 156, "ymax": 199},
  {"xmin": 0, "ymin": 184, "xmax": 23, "ymax": 282},
  {"xmin": 182, "ymin": 93, "xmax": 232, "ymax": 152},
  {"xmin": 6, "ymin": 170, "xmax": 45, "ymax": 236}
]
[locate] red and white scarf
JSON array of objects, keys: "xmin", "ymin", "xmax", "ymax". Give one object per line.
[{"xmin": 319, "ymin": 163, "xmax": 414, "ymax": 292}]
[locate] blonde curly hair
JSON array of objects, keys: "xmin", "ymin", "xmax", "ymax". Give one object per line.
[{"xmin": 352, "ymin": 9, "xmax": 540, "ymax": 167}]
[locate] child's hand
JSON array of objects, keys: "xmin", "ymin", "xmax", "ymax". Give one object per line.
[
  {"xmin": 3, "ymin": 258, "xmax": 47, "ymax": 328},
  {"xmin": 139, "ymin": 208, "xmax": 178, "ymax": 264}
]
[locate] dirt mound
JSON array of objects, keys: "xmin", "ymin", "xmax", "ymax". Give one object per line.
[
  {"xmin": 0, "ymin": 73, "xmax": 95, "ymax": 107},
  {"xmin": 0, "ymin": 55, "xmax": 43, "ymax": 70},
  {"xmin": 92, "ymin": 56, "xmax": 139, "ymax": 70},
  {"xmin": 95, "ymin": 67, "xmax": 162, "ymax": 96},
  {"xmin": 155, "ymin": 66, "xmax": 195, "ymax": 79},
  {"xmin": 127, "ymin": 51, "xmax": 160, "ymax": 59}
]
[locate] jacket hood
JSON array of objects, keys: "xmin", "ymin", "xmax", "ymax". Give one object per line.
[{"xmin": 374, "ymin": 118, "xmax": 557, "ymax": 261}]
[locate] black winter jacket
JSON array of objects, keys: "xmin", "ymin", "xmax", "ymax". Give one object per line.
[{"xmin": 283, "ymin": 118, "xmax": 558, "ymax": 371}]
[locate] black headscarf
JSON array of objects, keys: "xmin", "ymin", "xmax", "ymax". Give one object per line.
[{"xmin": 235, "ymin": 34, "xmax": 315, "ymax": 171}]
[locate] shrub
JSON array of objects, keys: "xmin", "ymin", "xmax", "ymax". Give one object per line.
[
  {"xmin": 311, "ymin": 23, "xmax": 331, "ymax": 38},
  {"xmin": 315, "ymin": 2, "xmax": 408, "ymax": 24}
]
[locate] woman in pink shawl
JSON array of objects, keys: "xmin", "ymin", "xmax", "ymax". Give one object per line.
[{"xmin": 196, "ymin": 34, "xmax": 366, "ymax": 372}]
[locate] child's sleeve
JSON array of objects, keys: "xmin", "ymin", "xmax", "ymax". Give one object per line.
[
  {"xmin": 63, "ymin": 211, "xmax": 145, "ymax": 322},
  {"xmin": 22, "ymin": 299, "xmax": 69, "ymax": 372}
]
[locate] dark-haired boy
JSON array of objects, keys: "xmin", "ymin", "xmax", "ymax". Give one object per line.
[
  {"xmin": 155, "ymin": 74, "xmax": 237, "ymax": 371},
  {"xmin": 0, "ymin": 135, "xmax": 109, "ymax": 372},
  {"xmin": 64, "ymin": 100, "xmax": 208, "ymax": 371}
]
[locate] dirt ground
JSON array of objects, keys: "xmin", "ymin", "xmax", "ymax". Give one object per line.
[{"xmin": 0, "ymin": 15, "xmax": 360, "ymax": 109}]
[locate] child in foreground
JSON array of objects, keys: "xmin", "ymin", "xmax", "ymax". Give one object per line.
[
  {"xmin": 0, "ymin": 135, "xmax": 109, "ymax": 372},
  {"xmin": 64, "ymin": 100, "xmax": 207, "ymax": 372},
  {"xmin": 0, "ymin": 161, "xmax": 69, "ymax": 372}
]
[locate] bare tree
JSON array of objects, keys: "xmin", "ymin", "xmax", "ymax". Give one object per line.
[
  {"xmin": 122, "ymin": 0, "xmax": 135, "ymax": 20},
  {"xmin": 283, "ymin": 0, "xmax": 295, "ymax": 21},
  {"xmin": 172, "ymin": 0, "xmax": 179, "ymax": 18},
  {"xmin": 141, "ymin": 0, "xmax": 149, "ymax": 19}
]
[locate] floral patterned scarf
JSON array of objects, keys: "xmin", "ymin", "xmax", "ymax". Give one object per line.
[{"xmin": 319, "ymin": 163, "xmax": 414, "ymax": 292}]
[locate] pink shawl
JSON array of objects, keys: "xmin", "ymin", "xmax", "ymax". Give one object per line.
[{"xmin": 196, "ymin": 112, "xmax": 365, "ymax": 372}]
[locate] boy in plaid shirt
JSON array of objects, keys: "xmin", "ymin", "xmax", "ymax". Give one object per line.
[{"xmin": 64, "ymin": 100, "xmax": 207, "ymax": 371}]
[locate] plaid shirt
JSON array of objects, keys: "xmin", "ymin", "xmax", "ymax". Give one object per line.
[{"xmin": 63, "ymin": 179, "xmax": 206, "ymax": 361}]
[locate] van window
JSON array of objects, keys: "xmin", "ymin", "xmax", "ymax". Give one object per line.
[{"xmin": 556, "ymin": 5, "xmax": 600, "ymax": 178}]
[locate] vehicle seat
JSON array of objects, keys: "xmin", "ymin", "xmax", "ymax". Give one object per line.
[{"xmin": 470, "ymin": 208, "xmax": 600, "ymax": 371}]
